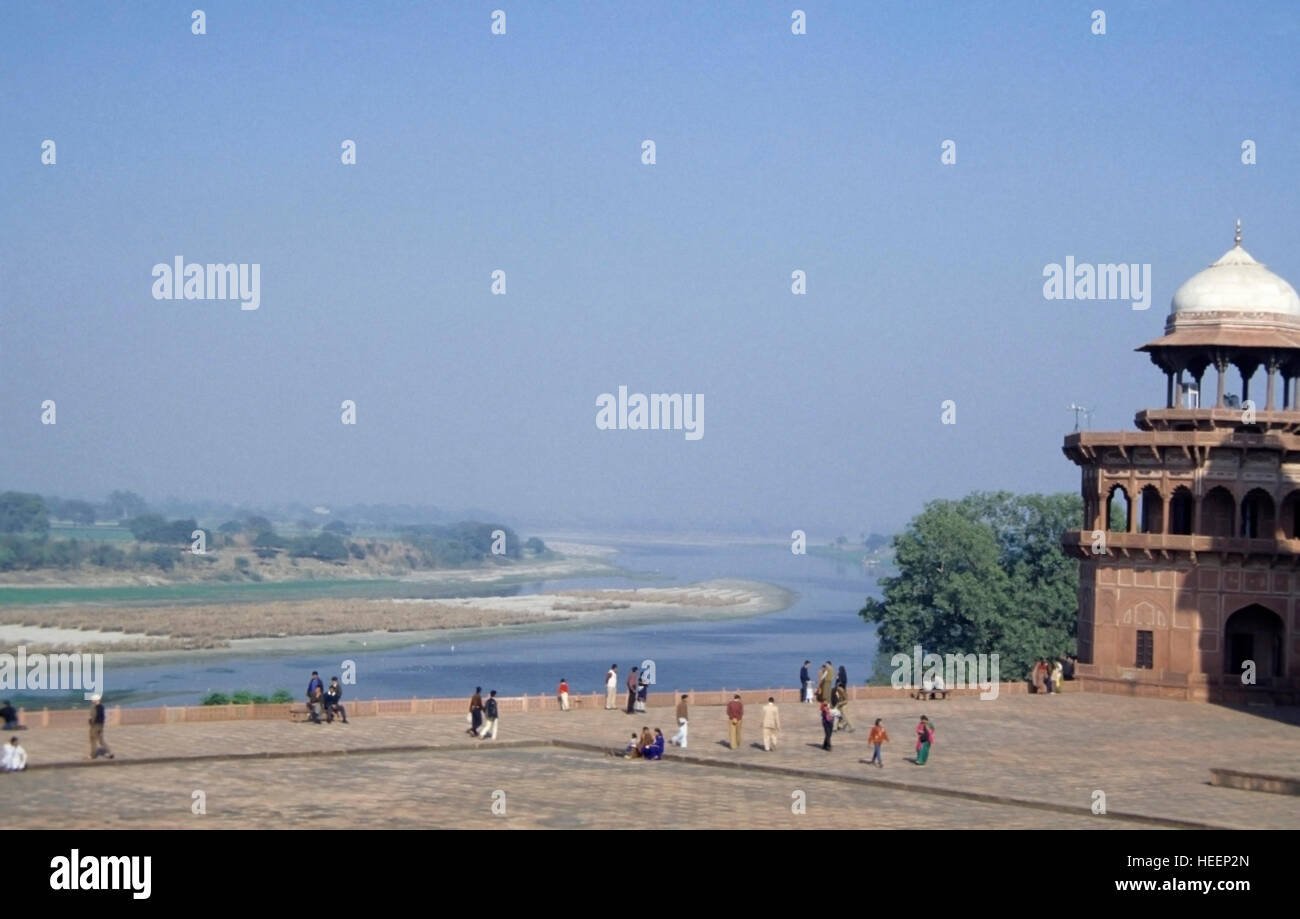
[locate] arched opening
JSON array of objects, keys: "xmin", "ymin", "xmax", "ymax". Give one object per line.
[
  {"xmin": 1240, "ymin": 488, "xmax": 1275, "ymax": 539},
  {"xmin": 1106, "ymin": 485, "xmax": 1131, "ymax": 533},
  {"xmin": 1169, "ymin": 487, "xmax": 1194, "ymax": 535},
  {"xmin": 1224, "ymin": 604, "xmax": 1285, "ymax": 680},
  {"xmin": 1280, "ymin": 490, "xmax": 1300, "ymax": 539},
  {"xmin": 1137, "ymin": 485, "xmax": 1164, "ymax": 534},
  {"xmin": 1201, "ymin": 487, "xmax": 1235, "ymax": 538}
]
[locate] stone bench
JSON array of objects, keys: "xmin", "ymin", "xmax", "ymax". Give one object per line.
[{"xmin": 911, "ymin": 688, "xmax": 950, "ymax": 701}]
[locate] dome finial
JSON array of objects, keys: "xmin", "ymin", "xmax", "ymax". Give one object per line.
[{"xmin": 1235, "ymin": 218, "xmax": 1242, "ymax": 247}]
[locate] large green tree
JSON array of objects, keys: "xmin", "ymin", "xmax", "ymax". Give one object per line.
[{"xmin": 860, "ymin": 491, "xmax": 1080, "ymax": 682}]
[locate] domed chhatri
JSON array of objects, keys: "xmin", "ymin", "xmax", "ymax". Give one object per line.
[
  {"xmin": 1138, "ymin": 222, "xmax": 1300, "ymax": 417},
  {"xmin": 1170, "ymin": 221, "xmax": 1300, "ymax": 319}
]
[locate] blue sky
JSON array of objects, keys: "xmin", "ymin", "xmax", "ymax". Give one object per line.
[{"xmin": 3, "ymin": 1, "xmax": 1299, "ymax": 534}]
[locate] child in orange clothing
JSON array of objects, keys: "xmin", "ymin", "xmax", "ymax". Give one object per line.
[{"xmin": 867, "ymin": 718, "xmax": 890, "ymax": 768}]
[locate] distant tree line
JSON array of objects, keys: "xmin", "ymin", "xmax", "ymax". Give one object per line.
[{"xmin": 0, "ymin": 490, "xmax": 547, "ymax": 573}]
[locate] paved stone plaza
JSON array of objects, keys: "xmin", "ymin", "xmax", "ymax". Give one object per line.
[{"xmin": 4, "ymin": 693, "xmax": 1298, "ymax": 829}]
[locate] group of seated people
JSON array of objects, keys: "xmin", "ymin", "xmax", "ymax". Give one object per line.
[
  {"xmin": 305, "ymin": 672, "xmax": 348, "ymax": 724},
  {"xmin": 623, "ymin": 726, "xmax": 665, "ymax": 760}
]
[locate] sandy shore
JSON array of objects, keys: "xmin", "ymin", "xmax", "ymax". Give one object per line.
[{"xmin": 0, "ymin": 579, "xmax": 796, "ymax": 658}]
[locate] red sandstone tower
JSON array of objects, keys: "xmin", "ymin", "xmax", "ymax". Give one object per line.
[{"xmin": 1063, "ymin": 223, "xmax": 1299, "ymax": 702}]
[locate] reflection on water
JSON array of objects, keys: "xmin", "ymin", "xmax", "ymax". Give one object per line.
[{"xmin": 75, "ymin": 540, "xmax": 883, "ymax": 707}]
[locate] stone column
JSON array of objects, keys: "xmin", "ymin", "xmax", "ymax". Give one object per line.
[
  {"xmin": 1266, "ymin": 358, "xmax": 1279, "ymax": 411},
  {"xmin": 1215, "ymin": 356, "xmax": 1228, "ymax": 408}
]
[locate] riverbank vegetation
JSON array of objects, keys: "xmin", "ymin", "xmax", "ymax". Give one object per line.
[{"xmin": 0, "ymin": 490, "xmax": 548, "ymax": 580}]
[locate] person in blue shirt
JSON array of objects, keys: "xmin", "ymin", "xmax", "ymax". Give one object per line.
[
  {"xmin": 643, "ymin": 728, "xmax": 665, "ymax": 760},
  {"xmin": 305, "ymin": 671, "xmax": 324, "ymax": 723},
  {"xmin": 799, "ymin": 661, "xmax": 812, "ymax": 702}
]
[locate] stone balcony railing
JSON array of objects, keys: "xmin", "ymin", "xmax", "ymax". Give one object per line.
[
  {"xmin": 1135, "ymin": 407, "xmax": 1300, "ymax": 435},
  {"xmin": 1061, "ymin": 529, "xmax": 1300, "ymax": 561},
  {"xmin": 14, "ymin": 682, "xmax": 1044, "ymax": 728}
]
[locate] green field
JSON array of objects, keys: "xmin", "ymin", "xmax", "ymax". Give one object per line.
[
  {"xmin": 48, "ymin": 524, "xmax": 135, "ymax": 543},
  {"xmin": 0, "ymin": 577, "xmax": 532, "ymax": 607}
]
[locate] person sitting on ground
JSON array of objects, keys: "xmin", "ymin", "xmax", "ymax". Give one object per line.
[
  {"xmin": 643, "ymin": 728, "xmax": 665, "ymax": 761},
  {"xmin": 2, "ymin": 737, "xmax": 26, "ymax": 772},
  {"xmin": 0, "ymin": 701, "xmax": 22, "ymax": 731},
  {"xmin": 324, "ymin": 677, "xmax": 348, "ymax": 724},
  {"xmin": 623, "ymin": 733, "xmax": 641, "ymax": 759},
  {"xmin": 636, "ymin": 726, "xmax": 654, "ymax": 756}
]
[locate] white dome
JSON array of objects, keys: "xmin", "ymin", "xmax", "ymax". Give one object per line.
[{"xmin": 1171, "ymin": 240, "xmax": 1300, "ymax": 317}]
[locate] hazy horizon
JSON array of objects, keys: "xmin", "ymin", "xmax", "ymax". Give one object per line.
[{"xmin": 5, "ymin": 1, "xmax": 1299, "ymax": 537}]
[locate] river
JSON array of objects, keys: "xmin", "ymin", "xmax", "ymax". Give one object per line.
[{"xmin": 93, "ymin": 539, "xmax": 884, "ymax": 706}]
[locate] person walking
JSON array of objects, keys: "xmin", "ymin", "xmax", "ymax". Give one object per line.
[
  {"xmin": 635, "ymin": 669, "xmax": 649, "ymax": 713},
  {"xmin": 625, "ymin": 667, "xmax": 639, "ymax": 714},
  {"xmin": 831, "ymin": 683, "xmax": 853, "ymax": 732},
  {"xmin": 816, "ymin": 661, "xmax": 833, "ymax": 704},
  {"xmin": 605, "ymin": 665, "xmax": 618, "ymax": 709},
  {"xmin": 867, "ymin": 718, "xmax": 889, "ymax": 768},
  {"xmin": 761, "ymin": 697, "xmax": 781, "ymax": 751},
  {"xmin": 478, "ymin": 690, "xmax": 500, "ymax": 740},
  {"xmin": 726, "ymin": 694, "xmax": 744, "ymax": 750},
  {"xmin": 1051, "ymin": 659, "xmax": 1064, "ymax": 694},
  {"xmin": 1030, "ymin": 659, "xmax": 1046, "ymax": 694},
  {"xmin": 915, "ymin": 715, "xmax": 934, "ymax": 765},
  {"xmin": 557, "ymin": 678, "xmax": 570, "ymax": 711},
  {"xmin": 799, "ymin": 660, "xmax": 812, "ymax": 703},
  {"xmin": 88, "ymin": 694, "xmax": 113, "ymax": 760},
  {"xmin": 467, "ymin": 686, "xmax": 484, "ymax": 736},
  {"xmin": 670, "ymin": 694, "xmax": 689, "ymax": 748},
  {"xmin": 819, "ymin": 701, "xmax": 834, "ymax": 751}
]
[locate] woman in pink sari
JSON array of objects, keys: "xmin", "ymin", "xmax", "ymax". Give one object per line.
[{"xmin": 915, "ymin": 715, "xmax": 933, "ymax": 765}]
